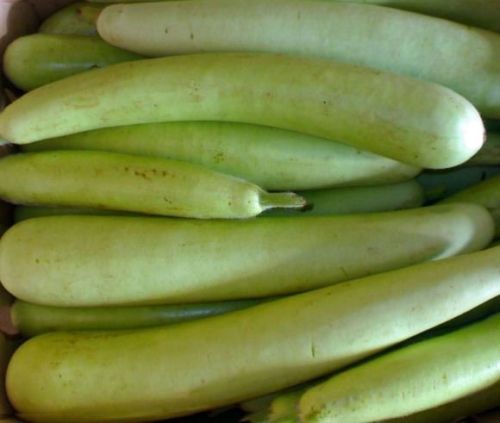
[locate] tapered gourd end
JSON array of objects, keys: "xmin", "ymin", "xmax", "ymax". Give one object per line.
[{"xmin": 259, "ymin": 191, "xmax": 307, "ymax": 212}]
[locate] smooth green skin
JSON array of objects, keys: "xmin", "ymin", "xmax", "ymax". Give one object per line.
[
  {"xmin": 97, "ymin": 0, "xmax": 500, "ymax": 118},
  {"xmin": 0, "ymin": 54, "xmax": 484, "ymax": 169},
  {"xmin": 0, "ymin": 150, "xmax": 304, "ymax": 219},
  {"xmin": 0, "ymin": 203, "xmax": 494, "ymax": 306},
  {"xmin": 39, "ymin": 2, "xmax": 103, "ymax": 36},
  {"xmin": 89, "ymin": 0, "xmax": 500, "ymax": 33},
  {"xmin": 386, "ymin": 381, "xmax": 500, "ymax": 423},
  {"xmin": 467, "ymin": 132, "xmax": 500, "ymax": 166},
  {"xmin": 243, "ymin": 296, "xmax": 500, "ymax": 423},
  {"xmin": 299, "ymin": 313, "xmax": 500, "ymax": 423},
  {"xmin": 264, "ymin": 180, "xmax": 424, "ymax": 217},
  {"xmin": 13, "ymin": 180, "xmax": 424, "ymax": 221},
  {"xmin": 13, "ymin": 205, "xmax": 133, "ymax": 222},
  {"xmin": 11, "ymin": 298, "xmax": 266, "ymax": 336},
  {"xmin": 341, "ymin": 0, "xmax": 500, "ymax": 33},
  {"xmin": 3, "ymin": 33, "xmax": 143, "ymax": 91},
  {"xmin": 441, "ymin": 175, "xmax": 500, "ymax": 237},
  {"xmin": 430, "ymin": 296, "xmax": 500, "ymax": 335},
  {"xmin": 6, "ymin": 247, "xmax": 500, "ymax": 422},
  {"xmin": 21, "ymin": 121, "xmax": 421, "ymax": 191}
]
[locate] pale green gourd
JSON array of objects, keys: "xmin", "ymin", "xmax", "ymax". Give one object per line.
[
  {"xmin": 6, "ymin": 247, "xmax": 500, "ymax": 422},
  {"xmin": 3, "ymin": 34, "xmax": 143, "ymax": 91},
  {"xmin": 0, "ymin": 53, "xmax": 484, "ymax": 169},
  {"xmin": 38, "ymin": 2, "xmax": 104, "ymax": 37},
  {"xmin": 0, "ymin": 203, "xmax": 493, "ymax": 306},
  {"xmin": 22, "ymin": 121, "xmax": 421, "ymax": 191},
  {"xmin": 0, "ymin": 150, "xmax": 305, "ymax": 219},
  {"xmin": 299, "ymin": 313, "xmax": 500, "ymax": 422},
  {"xmin": 96, "ymin": 0, "xmax": 500, "ymax": 117},
  {"xmin": 9, "ymin": 298, "xmax": 267, "ymax": 336}
]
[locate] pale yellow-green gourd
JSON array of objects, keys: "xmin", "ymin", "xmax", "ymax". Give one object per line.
[
  {"xmin": 22, "ymin": 121, "xmax": 421, "ymax": 191},
  {"xmin": 0, "ymin": 150, "xmax": 305, "ymax": 219},
  {"xmin": 38, "ymin": 2, "xmax": 103, "ymax": 36},
  {"xmin": 6, "ymin": 247, "xmax": 500, "ymax": 422},
  {"xmin": 96, "ymin": 0, "xmax": 500, "ymax": 117},
  {"xmin": 13, "ymin": 180, "xmax": 424, "ymax": 221},
  {"xmin": 3, "ymin": 34, "xmax": 143, "ymax": 91},
  {"xmin": 0, "ymin": 53, "xmax": 484, "ymax": 169},
  {"xmin": 0, "ymin": 203, "xmax": 493, "ymax": 306},
  {"xmin": 90, "ymin": 0, "xmax": 500, "ymax": 34},
  {"xmin": 299, "ymin": 313, "xmax": 500, "ymax": 422},
  {"xmin": 10, "ymin": 298, "xmax": 268, "ymax": 336}
]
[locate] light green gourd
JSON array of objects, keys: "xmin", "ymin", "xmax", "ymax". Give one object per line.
[
  {"xmin": 6, "ymin": 247, "xmax": 500, "ymax": 422},
  {"xmin": 3, "ymin": 34, "xmax": 143, "ymax": 91},
  {"xmin": 0, "ymin": 150, "xmax": 305, "ymax": 219},
  {"xmin": 22, "ymin": 121, "xmax": 421, "ymax": 191},
  {"xmin": 0, "ymin": 203, "xmax": 493, "ymax": 306},
  {"xmin": 0, "ymin": 53, "xmax": 484, "ymax": 169},
  {"xmin": 38, "ymin": 2, "xmax": 104, "ymax": 37},
  {"xmin": 299, "ymin": 313, "xmax": 500, "ymax": 422},
  {"xmin": 96, "ymin": 0, "xmax": 500, "ymax": 117},
  {"xmin": 10, "ymin": 298, "xmax": 267, "ymax": 336}
]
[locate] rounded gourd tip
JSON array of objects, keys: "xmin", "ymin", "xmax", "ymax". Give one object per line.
[
  {"xmin": 457, "ymin": 107, "xmax": 486, "ymax": 166},
  {"xmin": 95, "ymin": 3, "xmax": 124, "ymax": 44},
  {"xmin": 431, "ymin": 105, "xmax": 486, "ymax": 170}
]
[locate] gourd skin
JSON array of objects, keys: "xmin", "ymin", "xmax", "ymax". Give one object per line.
[
  {"xmin": 97, "ymin": 0, "xmax": 500, "ymax": 117},
  {"xmin": 0, "ymin": 53, "xmax": 484, "ymax": 170},
  {"xmin": 0, "ymin": 203, "xmax": 493, "ymax": 306},
  {"xmin": 6, "ymin": 247, "xmax": 500, "ymax": 422}
]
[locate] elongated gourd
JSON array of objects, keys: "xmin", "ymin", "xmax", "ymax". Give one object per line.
[
  {"xmin": 0, "ymin": 53, "xmax": 484, "ymax": 169},
  {"xmin": 0, "ymin": 151, "xmax": 305, "ymax": 219},
  {"xmin": 21, "ymin": 121, "xmax": 421, "ymax": 190},
  {"xmin": 6, "ymin": 247, "xmax": 500, "ymax": 422},
  {"xmin": 90, "ymin": 0, "xmax": 500, "ymax": 34},
  {"xmin": 90, "ymin": 0, "xmax": 500, "ymax": 33},
  {"xmin": 13, "ymin": 180, "xmax": 424, "ymax": 222},
  {"xmin": 340, "ymin": 0, "xmax": 500, "ymax": 33},
  {"xmin": 13, "ymin": 205, "xmax": 131, "ymax": 222},
  {"xmin": 0, "ymin": 203, "xmax": 493, "ymax": 306},
  {"xmin": 264, "ymin": 180, "xmax": 424, "ymax": 217},
  {"xmin": 39, "ymin": 2, "xmax": 103, "ymax": 37},
  {"xmin": 97, "ymin": 0, "xmax": 500, "ymax": 118},
  {"xmin": 3, "ymin": 34, "xmax": 143, "ymax": 91},
  {"xmin": 299, "ymin": 313, "xmax": 500, "ymax": 422},
  {"xmin": 242, "ymin": 297, "xmax": 500, "ymax": 423},
  {"xmin": 9, "ymin": 298, "xmax": 267, "ymax": 336}
]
